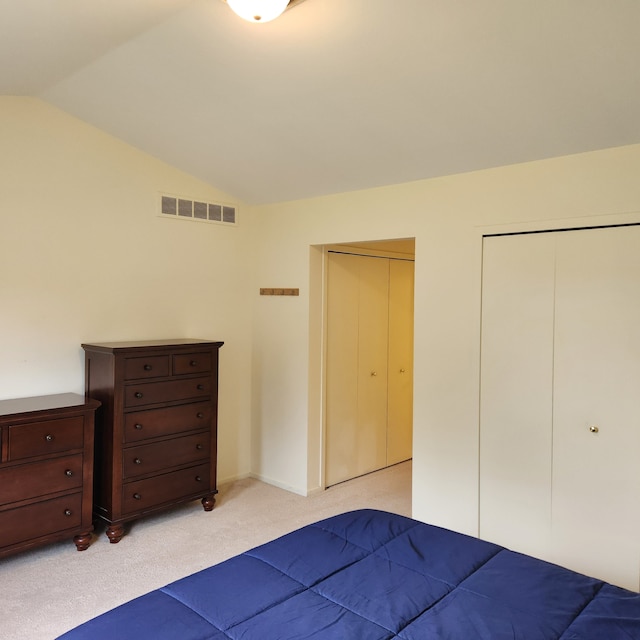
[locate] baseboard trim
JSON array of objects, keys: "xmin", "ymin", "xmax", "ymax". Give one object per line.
[
  {"xmin": 219, "ymin": 472, "xmax": 325, "ymax": 497},
  {"xmin": 217, "ymin": 471, "xmax": 252, "ymax": 487},
  {"xmin": 248, "ymin": 472, "xmax": 309, "ymax": 497}
]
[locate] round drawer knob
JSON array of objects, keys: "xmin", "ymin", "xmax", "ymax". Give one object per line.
[
  {"xmin": 190, "ymin": 360, "xmax": 197, "ymax": 367},
  {"xmin": 589, "ymin": 425, "xmax": 599, "ymax": 433},
  {"xmin": 134, "ymin": 424, "xmax": 143, "ymax": 430},
  {"xmin": 134, "ymin": 458, "xmax": 142, "ymax": 465},
  {"xmin": 134, "ymin": 392, "xmax": 143, "ymax": 399},
  {"xmin": 197, "ymin": 412, "xmax": 204, "ymax": 419},
  {"xmin": 143, "ymin": 364, "xmax": 152, "ymax": 371},
  {"xmin": 64, "ymin": 509, "xmax": 72, "ymax": 517},
  {"xmin": 65, "ymin": 469, "xmax": 73, "ymax": 477},
  {"xmin": 197, "ymin": 384, "xmax": 204, "ymax": 391},
  {"xmin": 133, "ymin": 493, "xmax": 142, "ymax": 500},
  {"xmin": 196, "ymin": 444, "xmax": 204, "ymax": 451},
  {"xmin": 45, "ymin": 434, "xmax": 54, "ymax": 442},
  {"xmin": 370, "ymin": 371, "xmax": 377, "ymax": 377},
  {"xmin": 195, "ymin": 475, "xmax": 202, "ymax": 482}
]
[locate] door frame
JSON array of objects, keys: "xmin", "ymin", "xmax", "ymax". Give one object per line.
[{"xmin": 312, "ymin": 239, "xmax": 416, "ymax": 490}]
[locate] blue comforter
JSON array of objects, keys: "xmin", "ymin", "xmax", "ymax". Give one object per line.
[{"xmin": 58, "ymin": 509, "xmax": 640, "ymax": 639}]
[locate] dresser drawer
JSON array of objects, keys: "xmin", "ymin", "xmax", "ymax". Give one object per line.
[
  {"xmin": 124, "ymin": 355, "xmax": 170, "ymax": 380},
  {"xmin": 123, "ymin": 433, "xmax": 210, "ymax": 479},
  {"xmin": 0, "ymin": 493, "xmax": 83, "ymax": 548},
  {"xmin": 123, "ymin": 402, "xmax": 211, "ymax": 443},
  {"xmin": 172, "ymin": 351, "xmax": 212, "ymax": 376},
  {"xmin": 122, "ymin": 463, "xmax": 210, "ymax": 514},
  {"xmin": 124, "ymin": 377, "xmax": 211, "ymax": 408},
  {"xmin": 8, "ymin": 416, "xmax": 84, "ymax": 461},
  {"xmin": 0, "ymin": 454, "xmax": 83, "ymax": 506}
]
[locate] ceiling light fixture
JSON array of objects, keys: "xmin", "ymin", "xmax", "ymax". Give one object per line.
[{"xmin": 226, "ymin": 0, "xmax": 291, "ymax": 23}]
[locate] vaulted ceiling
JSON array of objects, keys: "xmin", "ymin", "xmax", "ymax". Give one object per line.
[{"xmin": 2, "ymin": 0, "xmax": 639, "ymax": 204}]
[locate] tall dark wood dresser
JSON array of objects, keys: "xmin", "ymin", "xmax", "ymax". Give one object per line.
[
  {"xmin": 82, "ymin": 339, "xmax": 223, "ymax": 543},
  {"xmin": 0, "ymin": 393, "xmax": 100, "ymax": 557}
]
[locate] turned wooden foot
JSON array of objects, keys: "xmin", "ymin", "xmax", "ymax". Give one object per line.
[
  {"xmin": 105, "ymin": 523, "xmax": 125, "ymax": 543},
  {"xmin": 201, "ymin": 494, "xmax": 216, "ymax": 511},
  {"xmin": 73, "ymin": 531, "xmax": 93, "ymax": 551}
]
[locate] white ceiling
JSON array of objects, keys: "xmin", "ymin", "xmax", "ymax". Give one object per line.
[{"xmin": 2, "ymin": 0, "xmax": 639, "ymax": 204}]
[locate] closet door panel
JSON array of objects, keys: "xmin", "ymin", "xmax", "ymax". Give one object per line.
[
  {"xmin": 356, "ymin": 256, "xmax": 389, "ymax": 477},
  {"xmin": 325, "ymin": 253, "xmax": 361, "ymax": 486},
  {"xmin": 325, "ymin": 253, "xmax": 389, "ymax": 486},
  {"xmin": 479, "ymin": 234, "xmax": 556, "ymax": 559},
  {"xmin": 387, "ymin": 259, "xmax": 414, "ymax": 465},
  {"xmin": 552, "ymin": 226, "xmax": 640, "ymax": 591}
]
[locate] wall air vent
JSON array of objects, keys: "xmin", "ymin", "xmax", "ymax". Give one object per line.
[{"xmin": 160, "ymin": 194, "xmax": 238, "ymax": 226}]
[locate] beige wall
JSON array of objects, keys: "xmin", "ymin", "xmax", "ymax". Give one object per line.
[
  {"xmin": 250, "ymin": 144, "xmax": 640, "ymax": 535},
  {"xmin": 3, "ymin": 96, "xmax": 640, "ymax": 537},
  {"xmin": 0, "ymin": 97, "xmax": 253, "ymax": 484}
]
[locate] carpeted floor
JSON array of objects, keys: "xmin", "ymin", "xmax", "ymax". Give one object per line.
[{"xmin": 1, "ymin": 461, "xmax": 411, "ymax": 640}]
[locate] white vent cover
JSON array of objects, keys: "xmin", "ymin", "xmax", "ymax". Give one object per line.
[{"xmin": 160, "ymin": 194, "xmax": 237, "ymax": 226}]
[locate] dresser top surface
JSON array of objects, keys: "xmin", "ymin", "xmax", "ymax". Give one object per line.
[
  {"xmin": 0, "ymin": 393, "xmax": 100, "ymax": 419},
  {"xmin": 82, "ymin": 339, "xmax": 224, "ymax": 352}
]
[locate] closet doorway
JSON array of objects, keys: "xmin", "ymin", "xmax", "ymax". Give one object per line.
[{"xmin": 324, "ymin": 239, "xmax": 415, "ymax": 487}]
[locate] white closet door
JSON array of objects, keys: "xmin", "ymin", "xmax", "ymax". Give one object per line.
[
  {"xmin": 552, "ymin": 226, "xmax": 640, "ymax": 591},
  {"xmin": 479, "ymin": 234, "xmax": 556, "ymax": 559},
  {"xmin": 387, "ymin": 259, "xmax": 414, "ymax": 465}
]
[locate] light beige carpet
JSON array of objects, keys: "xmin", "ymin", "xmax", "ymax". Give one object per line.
[{"xmin": 1, "ymin": 461, "xmax": 411, "ymax": 640}]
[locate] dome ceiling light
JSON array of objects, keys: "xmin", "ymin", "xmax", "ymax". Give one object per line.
[{"xmin": 223, "ymin": 0, "xmax": 308, "ymax": 23}]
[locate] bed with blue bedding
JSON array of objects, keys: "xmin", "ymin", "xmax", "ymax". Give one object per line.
[{"xmin": 58, "ymin": 509, "xmax": 640, "ymax": 639}]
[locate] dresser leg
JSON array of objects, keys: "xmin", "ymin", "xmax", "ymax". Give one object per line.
[
  {"xmin": 73, "ymin": 531, "xmax": 93, "ymax": 551},
  {"xmin": 105, "ymin": 523, "xmax": 125, "ymax": 543},
  {"xmin": 201, "ymin": 494, "xmax": 216, "ymax": 511}
]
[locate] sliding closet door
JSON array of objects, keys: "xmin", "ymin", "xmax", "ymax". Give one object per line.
[
  {"xmin": 552, "ymin": 226, "xmax": 640, "ymax": 590},
  {"xmin": 479, "ymin": 233, "xmax": 556, "ymax": 559}
]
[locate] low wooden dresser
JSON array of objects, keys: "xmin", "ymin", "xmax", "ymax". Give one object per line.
[
  {"xmin": 0, "ymin": 393, "xmax": 100, "ymax": 558},
  {"xmin": 82, "ymin": 339, "xmax": 223, "ymax": 543}
]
